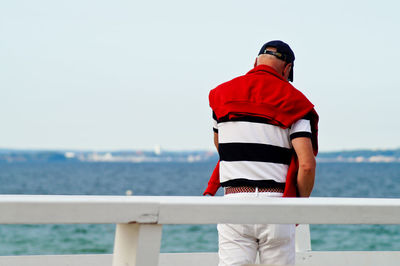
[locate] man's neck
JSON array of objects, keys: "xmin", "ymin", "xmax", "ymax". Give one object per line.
[{"xmin": 256, "ymin": 63, "xmax": 281, "ymax": 75}]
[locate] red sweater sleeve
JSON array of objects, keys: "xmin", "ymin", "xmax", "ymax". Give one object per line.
[{"xmin": 203, "ymin": 161, "xmax": 221, "ymax": 196}]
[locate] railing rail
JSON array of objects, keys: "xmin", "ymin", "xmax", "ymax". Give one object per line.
[
  {"xmin": 1, "ymin": 195, "xmax": 400, "ymax": 266},
  {"xmin": 2, "ymin": 195, "xmax": 400, "ymax": 224}
]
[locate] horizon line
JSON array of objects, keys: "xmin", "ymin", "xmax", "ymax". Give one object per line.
[{"xmin": 1, "ymin": 147, "xmax": 400, "ymax": 153}]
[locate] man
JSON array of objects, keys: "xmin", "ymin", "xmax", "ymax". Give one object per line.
[{"xmin": 205, "ymin": 40, "xmax": 319, "ymax": 266}]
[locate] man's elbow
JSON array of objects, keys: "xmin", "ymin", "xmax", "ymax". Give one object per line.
[{"xmin": 299, "ymin": 157, "xmax": 316, "ymax": 173}]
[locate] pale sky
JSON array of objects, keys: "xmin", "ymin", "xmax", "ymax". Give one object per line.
[{"xmin": 1, "ymin": 0, "xmax": 399, "ymax": 152}]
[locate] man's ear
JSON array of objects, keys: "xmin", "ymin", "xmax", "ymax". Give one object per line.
[{"xmin": 283, "ymin": 63, "xmax": 292, "ymax": 78}]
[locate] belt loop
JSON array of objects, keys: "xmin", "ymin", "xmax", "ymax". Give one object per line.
[{"xmin": 255, "ymin": 187, "xmax": 259, "ymax": 196}]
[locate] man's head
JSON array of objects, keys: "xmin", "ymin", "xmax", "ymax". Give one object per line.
[{"xmin": 256, "ymin": 40, "xmax": 295, "ymax": 82}]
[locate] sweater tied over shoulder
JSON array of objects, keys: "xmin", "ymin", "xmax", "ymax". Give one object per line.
[{"xmin": 204, "ymin": 65, "xmax": 319, "ymax": 197}]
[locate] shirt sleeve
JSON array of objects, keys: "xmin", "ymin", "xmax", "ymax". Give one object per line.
[
  {"xmin": 212, "ymin": 111, "xmax": 218, "ymax": 133},
  {"xmin": 289, "ymin": 118, "xmax": 311, "ymax": 140}
]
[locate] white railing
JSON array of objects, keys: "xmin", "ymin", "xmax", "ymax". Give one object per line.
[{"xmin": 1, "ymin": 195, "xmax": 400, "ymax": 266}]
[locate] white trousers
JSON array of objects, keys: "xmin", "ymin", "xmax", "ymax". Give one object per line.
[{"xmin": 218, "ymin": 191, "xmax": 295, "ymax": 266}]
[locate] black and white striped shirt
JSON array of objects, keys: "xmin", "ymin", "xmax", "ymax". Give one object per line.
[{"xmin": 213, "ymin": 113, "xmax": 312, "ymax": 188}]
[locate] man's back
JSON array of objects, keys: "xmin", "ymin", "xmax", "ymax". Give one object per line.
[
  {"xmin": 215, "ymin": 111, "xmax": 312, "ymax": 189},
  {"xmin": 211, "ymin": 65, "xmax": 314, "ymax": 191}
]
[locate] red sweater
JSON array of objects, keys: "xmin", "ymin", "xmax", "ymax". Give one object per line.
[{"xmin": 204, "ymin": 65, "xmax": 319, "ymax": 197}]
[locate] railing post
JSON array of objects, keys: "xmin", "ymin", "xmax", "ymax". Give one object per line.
[
  {"xmin": 295, "ymin": 224, "xmax": 311, "ymax": 252},
  {"xmin": 112, "ymin": 223, "xmax": 162, "ymax": 266}
]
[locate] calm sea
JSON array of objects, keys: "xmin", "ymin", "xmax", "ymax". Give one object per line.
[{"xmin": 1, "ymin": 161, "xmax": 400, "ymax": 255}]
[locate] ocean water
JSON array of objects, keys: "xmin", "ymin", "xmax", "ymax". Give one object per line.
[{"xmin": 1, "ymin": 161, "xmax": 400, "ymax": 255}]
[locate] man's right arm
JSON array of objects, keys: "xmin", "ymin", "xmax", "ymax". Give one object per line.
[
  {"xmin": 291, "ymin": 137, "xmax": 316, "ymax": 197},
  {"xmin": 214, "ymin": 132, "xmax": 218, "ymax": 151}
]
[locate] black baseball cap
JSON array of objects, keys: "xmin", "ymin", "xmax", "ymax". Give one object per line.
[{"xmin": 258, "ymin": 40, "xmax": 295, "ymax": 82}]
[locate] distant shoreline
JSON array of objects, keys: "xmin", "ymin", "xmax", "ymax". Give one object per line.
[{"xmin": 1, "ymin": 148, "xmax": 400, "ymax": 163}]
